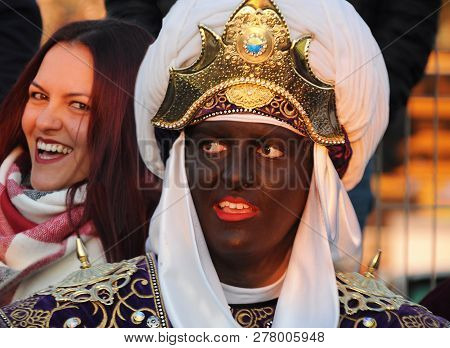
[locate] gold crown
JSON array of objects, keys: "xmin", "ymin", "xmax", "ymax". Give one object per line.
[{"xmin": 152, "ymin": 0, "xmax": 344, "ymax": 145}]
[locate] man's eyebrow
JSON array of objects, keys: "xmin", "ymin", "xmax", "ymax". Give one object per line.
[
  {"xmin": 259, "ymin": 129, "xmax": 290, "ymax": 141},
  {"xmin": 188, "ymin": 128, "xmax": 223, "ymax": 138}
]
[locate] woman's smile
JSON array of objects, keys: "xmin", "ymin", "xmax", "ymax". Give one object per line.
[
  {"xmin": 34, "ymin": 137, "xmax": 73, "ymax": 164},
  {"xmin": 213, "ymin": 195, "xmax": 259, "ymax": 222}
]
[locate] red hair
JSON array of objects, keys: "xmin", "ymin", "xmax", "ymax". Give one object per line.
[{"xmin": 0, "ymin": 20, "xmax": 161, "ymax": 262}]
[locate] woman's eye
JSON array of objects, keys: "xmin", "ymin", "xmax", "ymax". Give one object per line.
[
  {"xmin": 257, "ymin": 145, "xmax": 284, "ymax": 159},
  {"xmin": 30, "ymin": 92, "xmax": 48, "ymax": 101},
  {"xmin": 70, "ymin": 101, "xmax": 90, "ymax": 111},
  {"xmin": 202, "ymin": 141, "xmax": 227, "ymax": 154}
]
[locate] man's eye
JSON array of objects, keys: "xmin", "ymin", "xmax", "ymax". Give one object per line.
[
  {"xmin": 70, "ymin": 102, "xmax": 90, "ymax": 111},
  {"xmin": 257, "ymin": 145, "xmax": 284, "ymax": 159},
  {"xmin": 30, "ymin": 92, "xmax": 48, "ymax": 100},
  {"xmin": 202, "ymin": 141, "xmax": 227, "ymax": 154}
]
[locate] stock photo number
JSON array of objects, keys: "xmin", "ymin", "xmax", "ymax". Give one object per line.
[{"xmin": 253, "ymin": 331, "xmax": 325, "ymax": 343}]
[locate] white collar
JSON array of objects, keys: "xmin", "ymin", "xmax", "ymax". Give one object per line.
[{"xmin": 221, "ymin": 273, "xmax": 286, "ymax": 305}]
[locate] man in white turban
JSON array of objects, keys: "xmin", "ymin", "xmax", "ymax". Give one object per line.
[{"xmin": 1, "ymin": 0, "xmax": 448, "ymax": 329}]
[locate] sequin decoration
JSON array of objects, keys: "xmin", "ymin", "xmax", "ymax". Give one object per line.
[
  {"xmin": 362, "ymin": 317, "xmax": 376, "ymax": 328},
  {"xmin": 64, "ymin": 317, "xmax": 81, "ymax": 328},
  {"xmin": 147, "ymin": 315, "xmax": 161, "ymax": 328},
  {"xmin": 131, "ymin": 311, "xmax": 146, "ymax": 325}
]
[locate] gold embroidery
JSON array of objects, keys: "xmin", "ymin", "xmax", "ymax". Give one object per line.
[
  {"xmin": 3, "ymin": 254, "xmax": 170, "ymax": 328},
  {"xmin": 338, "ymin": 309, "xmax": 402, "ymax": 328},
  {"xmin": 231, "ymin": 305, "xmax": 275, "ymax": 328},
  {"xmin": 4, "ymin": 297, "xmax": 51, "ymax": 328},
  {"xmin": 401, "ymin": 307, "xmax": 441, "ymax": 328}
]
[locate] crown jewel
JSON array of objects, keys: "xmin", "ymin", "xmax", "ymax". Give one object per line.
[{"xmin": 152, "ymin": 0, "xmax": 344, "ymax": 145}]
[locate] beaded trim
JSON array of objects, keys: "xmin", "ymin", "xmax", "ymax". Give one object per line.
[
  {"xmin": 191, "ymin": 108, "xmax": 308, "ymax": 138},
  {"xmin": 146, "ymin": 254, "xmax": 169, "ymax": 328},
  {"xmin": 0, "ymin": 309, "xmax": 12, "ymax": 328}
]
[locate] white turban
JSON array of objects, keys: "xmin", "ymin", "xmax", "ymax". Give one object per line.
[{"xmin": 135, "ymin": 0, "xmax": 389, "ymax": 327}]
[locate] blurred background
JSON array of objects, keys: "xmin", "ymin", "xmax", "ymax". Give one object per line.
[
  {"xmin": 363, "ymin": 4, "xmax": 450, "ymax": 301},
  {"xmin": 32, "ymin": 0, "xmax": 450, "ymax": 302}
]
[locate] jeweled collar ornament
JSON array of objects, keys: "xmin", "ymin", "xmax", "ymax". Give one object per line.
[{"xmin": 152, "ymin": 0, "xmax": 345, "ymax": 145}]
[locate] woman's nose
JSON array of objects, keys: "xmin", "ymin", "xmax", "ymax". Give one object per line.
[{"xmin": 35, "ymin": 104, "xmax": 63, "ymax": 132}]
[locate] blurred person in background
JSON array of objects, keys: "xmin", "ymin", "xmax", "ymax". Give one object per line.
[
  {"xmin": 0, "ymin": 20, "xmax": 160, "ymax": 306},
  {"xmin": 0, "ymin": 0, "xmax": 42, "ymax": 103},
  {"xmin": 105, "ymin": 0, "xmax": 170, "ymax": 39},
  {"xmin": 105, "ymin": 0, "xmax": 441, "ymax": 230}
]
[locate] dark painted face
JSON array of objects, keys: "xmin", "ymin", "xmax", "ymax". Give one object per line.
[{"xmin": 185, "ymin": 120, "xmax": 314, "ymax": 285}]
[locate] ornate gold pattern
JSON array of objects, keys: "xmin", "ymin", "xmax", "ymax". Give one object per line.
[
  {"xmin": 2, "ymin": 258, "xmax": 449, "ymax": 328},
  {"xmin": 1, "ymin": 297, "xmax": 51, "ymax": 328},
  {"xmin": 192, "ymin": 91, "xmax": 308, "ymax": 137},
  {"xmin": 225, "ymin": 84, "xmax": 274, "ymax": 109},
  {"xmin": 152, "ymin": 0, "xmax": 344, "ymax": 145},
  {"xmin": 338, "ymin": 305, "xmax": 449, "ymax": 328},
  {"xmin": 337, "ymin": 272, "xmax": 418, "ymax": 315},
  {"xmin": 39, "ymin": 256, "xmax": 142, "ymax": 306},
  {"xmin": 231, "ymin": 304, "xmax": 275, "ymax": 328},
  {"xmin": 400, "ymin": 307, "xmax": 442, "ymax": 328},
  {"xmin": 2, "ymin": 254, "xmax": 170, "ymax": 328}
]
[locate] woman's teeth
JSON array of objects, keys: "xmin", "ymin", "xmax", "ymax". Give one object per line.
[
  {"xmin": 218, "ymin": 201, "xmax": 250, "ymax": 210},
  {"xmin": 37, "ymin": 140, "xmax": 72, "ymax": 155}
]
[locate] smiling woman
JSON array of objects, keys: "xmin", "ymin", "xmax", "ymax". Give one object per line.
[
  {"xmin": 0, "ymin": 20, "xmax": 160, "ymax": 305},
  {"xmin": 22, "ymin": 43, "xmax": 93, "ymax": 191}
]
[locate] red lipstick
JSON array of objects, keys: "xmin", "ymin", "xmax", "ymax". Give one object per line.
[{"xmin": 214, "ymin": 196, "xmax": 259, "ymax": 222}]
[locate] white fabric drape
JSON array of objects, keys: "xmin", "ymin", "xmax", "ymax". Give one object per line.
[{"xmin": 136, "ymin": 0, "xmax": 389, "ymax": 327}]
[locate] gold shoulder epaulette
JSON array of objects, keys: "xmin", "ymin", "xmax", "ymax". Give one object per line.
[
  {"xmin": 38, "ymin": 256, "xmax": 144, "ymax": 305},
  {"xmin": 336, "ymin": 251, "xmax": 417, "ymax": 315}
]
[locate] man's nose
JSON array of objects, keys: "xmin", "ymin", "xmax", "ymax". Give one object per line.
[{"xmin": 221, "ymin": 143, "xmax": 256, "ymax": 190}]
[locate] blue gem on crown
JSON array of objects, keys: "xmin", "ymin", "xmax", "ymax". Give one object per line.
[{"xmin": 244, "ymin": 34, "xmax": 267, "ymax": 57}]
